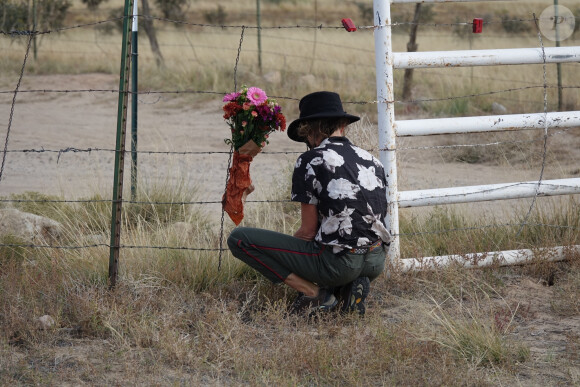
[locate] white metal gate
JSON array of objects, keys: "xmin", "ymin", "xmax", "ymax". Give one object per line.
[{"xmin": 373, "ymin": 0, "xmax": 580, "ymax": 271}]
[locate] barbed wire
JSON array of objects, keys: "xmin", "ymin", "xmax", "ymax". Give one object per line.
[
  {"xmin": 2, "ymin": 85, "xmax": 578, "ymax": 104},
  {"xmin": 0, "ymin": 84, "xmax": 556, "ymax": 111},
  {"xmin": 37, "ymin": 31, "xmax": 579, "ymax": 58},
  {"xmin": 395, "ymin": 126, "xmax": 579, "ymax": 152},
  {"xmin": 0, "ymin": 221, "xmax": 577, "ymax": 253},
  {"xmin": 2, "ymin": 119, "xmax": 578, "ymax": 159},
  {"xmin": 0, "ymin": 197, "xmax": 291, "ymax": 205},
  {"xmin": 143, "ymin": 15, "xmax": 579, "ymax": 31},
  {"xmin": 0, "ymin": 18, "xmax": 342, "ymax": 38},
  {"xmin": 3, "ymin": 13, "xmax": 573, "ymax": 38},
  {"xmin": 4, "ymin": 130, "xmax": 578, "ymax": 161},
  {"xmin": 0, "ymin": 17, "xmax": 124, "ymax": 37},
  {"xmin": 3, "ymin": 179, "xmax": 579, "ymax": 208},
  {"xmin": 390, "ymin": 18, "xmax": 528, "ymax": 28},
  {"xmin": 0, "ymin": 30, "xmax": 32, "ymax": 184},
  {"xmin": 4, "ymin": 127, "xmax": 578, "ymax": 158},
  {"xmin": 2, "ymin": 147, "xmax": 303, "ymax": 156}
]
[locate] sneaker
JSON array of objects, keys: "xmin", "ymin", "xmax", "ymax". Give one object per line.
[
  {"xmin": 338, "ymin": 277, "xmax": 370, "ymax": 316},
  {"xmin": 288, "ymin": 288, "xmax": 337, "ymax": 316}
]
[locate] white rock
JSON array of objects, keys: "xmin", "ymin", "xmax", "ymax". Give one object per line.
[
  {"xmin": 38, "ymin": 315, "xmax": 55, "ymax": 329},
  {"xmin": 0, "ymin": 208, "xmax": 62, "ymax": 243}
]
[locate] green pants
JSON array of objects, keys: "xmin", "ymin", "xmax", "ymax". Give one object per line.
[{"xmin": 227, "ymin": 227, "xmax": 386, "ymax": 287}]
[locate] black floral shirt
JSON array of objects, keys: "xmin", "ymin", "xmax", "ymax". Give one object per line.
[{"xmin": 291, "ymin": 137, "xmax": 391, "ymax": 253}]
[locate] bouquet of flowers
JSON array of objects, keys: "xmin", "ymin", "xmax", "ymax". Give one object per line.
[
  {"xmin": 223, "ymin": 86, "xmax": 286, "ymax": 151},
  {"xmin": 222, "ymin": 86, "xmax": 286, "ymax": 225}
]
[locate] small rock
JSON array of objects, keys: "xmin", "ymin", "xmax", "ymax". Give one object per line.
[
  {"xmin": 0, "ymin": 208, "xmax": 62, "ymax": 243},
  {"xmin": 38, "ymin": 315, "xmax": 55, "ymax": 329}
]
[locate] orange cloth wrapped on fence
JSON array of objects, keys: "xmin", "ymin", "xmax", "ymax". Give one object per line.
[{"xmin": 222, "ymin": 140, "xmax": 261, "ymax": 225}]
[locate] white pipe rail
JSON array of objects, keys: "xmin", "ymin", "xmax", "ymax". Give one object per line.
[
  {"xmin": 399, "ymin": 178, "xmax": 580, "ymax": 208},
  {"xmin": 400, "ymin": 245, "xmax": 579, "ymax": 272},
  {"xmin": 395, "ymin": 111, "xmax": 580, "ymax": 136},
  {"xmin": 373, "ymin": 0, "xmax": 580, "ymax": 269},
  {"xmin": 374, "ymin": 0, "xmax": 400, "ymax": 261},
  {"xmin": 394, "ymin": 47, "xmax": 580, "ymax": 69}
]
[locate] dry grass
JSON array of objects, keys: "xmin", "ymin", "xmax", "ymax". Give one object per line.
[
  {"xmin": 1, "ymin": 172, "xmax": 580, "ymax": 384},
  {"xmin": 1, "ymin": 1, "xmax": 580, "ymax": 385}
]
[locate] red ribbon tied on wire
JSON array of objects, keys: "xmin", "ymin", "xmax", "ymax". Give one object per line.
[{"xmin": 222, "ymin": 140, "xmax": 261, "ymax": 225}]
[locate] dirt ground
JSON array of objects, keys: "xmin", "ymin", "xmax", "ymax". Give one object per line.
[{"xmin": 1, "ymin": 73, "xmax": 580, "ymax": 384}]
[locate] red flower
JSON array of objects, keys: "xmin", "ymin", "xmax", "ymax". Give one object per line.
[
  {"xmin": 223, "ymin": 102, "xmax": 242, "ymax": 119},
  {"xmin": 276, "ymin": 113, "xmax": 286, "ymax": 131}
]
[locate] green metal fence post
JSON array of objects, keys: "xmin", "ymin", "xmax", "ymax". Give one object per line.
[
  {"xmin": 131, "ymin": 0, "xmax": 139, "ymax": 201},
  {"xmin": 109, "ymin": 0, "xmax": 133, "ymax": 289}
]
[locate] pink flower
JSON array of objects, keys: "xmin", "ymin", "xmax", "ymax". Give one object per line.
[
  {"xmin": 251, "ymin": 111, "xmax": 258, "ymax": 117},
  {"xmin": 243, "ymin": 102, "xmax": 252, "ymax": 111},
  {"xmin": 247, "ymin": 87, "xmax": 267, "ymax": 105},
  {"xmin": 223, "ymin": 92, "xmax": 240, "ymax": 102},
  {"xmin": 242, "ymin": 121, "xmax": 247, "ymax": 127}
]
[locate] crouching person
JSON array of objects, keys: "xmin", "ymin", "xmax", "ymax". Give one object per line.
[{"xmin": 228, "ymin": 91, "xmax": 391, "ymax": 317}]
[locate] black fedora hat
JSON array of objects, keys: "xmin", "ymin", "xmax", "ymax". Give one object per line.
[{"xmin": 287, "ymin": 91, "xmax": 360, "ymax": 143}]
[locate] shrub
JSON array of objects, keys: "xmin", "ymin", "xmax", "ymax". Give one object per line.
[
  {"xmin": 203, "ymin": 5, "xmax": 226, "ymax": 25},
  {"xmin": 81, "ymin": 0, "xmax": 108, "ymax": 11},
  {"xmin": 355, "ymin": 2, "xmax": 373, "ymax": 25},
  {"xmin": 0, "ymin": 0, "xmax": 71, "ymax": 31},
  {"xmin": 154, "ymin": 0, "xmax": 187, "ymax": 20},
  {"xmin": 0, "ymin": 0, "xmax": 28, "ymax": 31},
  {"xmin": 37, "ymin": 0, "xmax": 71, "ymax": 30},
  {"xmin": 501, "ymin": 14, "xmax": 532, "ymax": 34}
]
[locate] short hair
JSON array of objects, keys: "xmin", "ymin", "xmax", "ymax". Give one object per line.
[{"xmin": 296, "ymin": 118, "xmax": 351, "ymax": 142}]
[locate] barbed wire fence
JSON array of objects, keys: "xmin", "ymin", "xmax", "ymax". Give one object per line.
[{"xmin": 0, "ymin": 8, "xmax": 579, "ymax": 277}]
